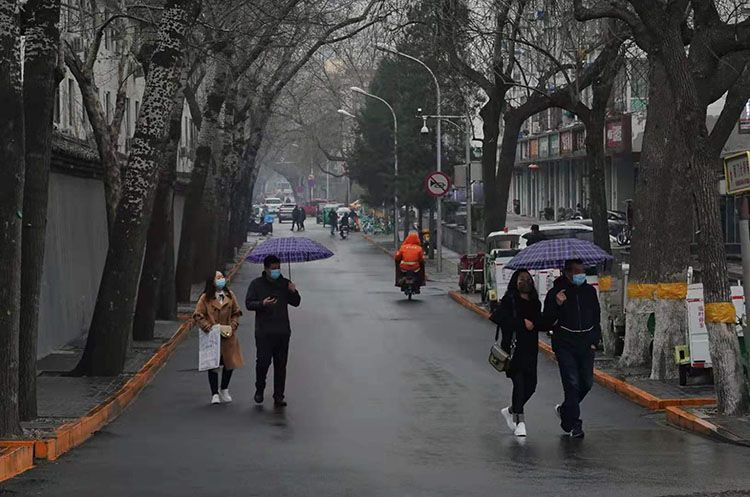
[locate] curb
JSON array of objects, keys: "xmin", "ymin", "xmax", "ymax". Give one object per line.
[
  {"xmin": 448, "ymin": 290, "xmax": 716, "ymax": 412},
  {"xmin": 0, "ymin": 243, "xmax": 253, "ymax": 482},
  {"xmin": 664, "ymin": 406, "xmax": 750, "ymax": 446},
  {"xmin": 362, "ymin": 234, "xmax": 393, "ymax": 257}
]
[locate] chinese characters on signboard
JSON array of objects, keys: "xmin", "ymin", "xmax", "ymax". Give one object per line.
[
  {"xmin": 724, "ymin": 152, "xmax": 750, "ymax": 195},
  {"xmin": 560, "ymin": 131, "xmax": 572, "ymax": 154},
  {"xmin": 606, "ymin": 121, "xmax": 624, "ymax": 149}
]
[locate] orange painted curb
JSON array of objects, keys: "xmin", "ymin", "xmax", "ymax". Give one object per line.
[
  {"xmin": 0, "ymin": 445, "xmax": 34, "ymax": 483},
  {"xmin": 448, "ymin": 290, "xmax": 716, "ymax": 413},
  {"xmin": 665, "ymin": 406, "xmax": 717, "ymax": 437}
]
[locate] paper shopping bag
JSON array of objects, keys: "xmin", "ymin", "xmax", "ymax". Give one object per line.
[{"xmin": 198, "ymin": 325, "xmax": 221, "ymax": 371}]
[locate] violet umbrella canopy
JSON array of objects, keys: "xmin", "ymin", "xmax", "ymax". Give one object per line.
[
  {"xmin": 505, "ymin": 238, "xmax": 612, "ymax": 270},
  {"xmin": 246, "ymin": 237, "xmax": 333, "ymax": 275}
]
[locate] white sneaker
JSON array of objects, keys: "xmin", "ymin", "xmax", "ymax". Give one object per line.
[
  {"xmin": 219, "ymin": 389, "xmax": 232, "ymax": 403},
  {"xmin": 501, "ymin": 407, "xmax": 516, "ymax": 431},
  {"xmin": 211, "ymin": 394, "xmax": 221, "ymax": 405},
  {"xmin": 514, "ymin": 421, "xmax": 527, "ymax": 437}
]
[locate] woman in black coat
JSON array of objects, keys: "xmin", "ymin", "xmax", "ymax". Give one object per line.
[{"xmin": 490, "ymin": 269, "xmax": 548, "ymax": 437}]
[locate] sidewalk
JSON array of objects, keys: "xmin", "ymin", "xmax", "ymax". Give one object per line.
[{"xmin": 0, "ymin": 241, "xmax": 254, "ymax": 481}]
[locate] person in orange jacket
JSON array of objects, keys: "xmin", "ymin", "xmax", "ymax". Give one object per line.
[{"xmin": 395, "ymin": 232, "xmax": 425, "ymax": 285}]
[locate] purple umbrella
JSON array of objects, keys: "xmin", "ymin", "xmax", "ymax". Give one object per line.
[
  {"xmin": 246, "ymin": 237, "xmax": 333, "ymax": 275},
  {"xmin": 505, "ymin": 238, "xmax": 613, "ymax": 270}
]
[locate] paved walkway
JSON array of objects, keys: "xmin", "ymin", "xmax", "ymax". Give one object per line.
[{"xmin": 3, "ymin": 225, "xmax": 750, "ymax": 497}]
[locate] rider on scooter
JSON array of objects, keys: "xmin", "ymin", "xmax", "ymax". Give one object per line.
[{"xmin": 395, "ymin": 232, "xmax": 425, "ymax": 287}]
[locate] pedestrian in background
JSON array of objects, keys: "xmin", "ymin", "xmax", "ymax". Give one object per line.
[
  {"xmin": 490, "ymin": 269, "xmax": 548, "ymax": 437},
  {"xmin": 328, "ymin": 209, "xmax": 338, "ymax": 236},
  {"xmin": 543, "ymin": 259, "xmax": 600, "ymax": 438},
  {"xmin": 291, "ymin": 206, "xmax": 300, "ymax": 232},
  {"xmin": 525, "ymin": 224, "xmax": 546, "ymax": 246},
  {"xmin": 193, "ymin": 271, "xmax": 243, "ymax": 405},
  {"xmin": 245, "ymin": 255, "xmax": 301, "ymax": 408},
  {"xmin": 298, "ymin": 205, "xmax": 306, "ymax": 231}
]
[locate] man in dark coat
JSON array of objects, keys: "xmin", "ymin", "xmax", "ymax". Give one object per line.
[
  {"xmin": 298, "ymin": 205, "xmax": 306, "ymax": 231},
  {"xmin": 290, "ymin": 206, "xmax": 300, "ymax": 231},
  {"xmin": 245, "ymin": 255, "xmax": 301, "ymax": 407},
  {"xmin": 543, "ymin": 259, "xmax": 601, "ymax": 438}
]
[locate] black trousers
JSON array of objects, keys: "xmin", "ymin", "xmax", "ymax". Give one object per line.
[
  {"xmin": 207, "ymin": 357, "xmax": 233, "ymax": 395},
  {"xmin": 255, "ymin": 334, "xmax": 290, "ymax": 400},
  {"xmin": 509, "ymin": 366, "xmax": 537, "ymax": 416},
  {"xmin": 554, "ymin": 341, "xmax": 595, "ymax": 432}
]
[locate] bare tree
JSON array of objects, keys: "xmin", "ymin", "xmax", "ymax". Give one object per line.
[
  {"xmin": 574, "ymin": 0, "xmax": 750, "ymax": 415},
  {"xmin": 0, "ymin": 0, "xmax": 24, "ymax": 437},
  {"xmin": 63, "ymin": 0, "xmax": 147, "ymax": 232},
  {"xmin": 73, "ymin": 0, "xmax": 201, "ymax": 376}
]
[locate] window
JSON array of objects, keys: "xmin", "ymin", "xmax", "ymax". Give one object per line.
[
  {"xmin": 54, "ymin": 86, "xmax": 60, "ymax": 124},
  {"xmin": 68, "ymin": 79, "xmax": 74, "ymax": 126},
  {"xmin": 125, "ymin": 97, "xmax": 131, "ymax": 136},
  {"xmin": 629, "ymin": 58, "xmax": 649, "ymax": 112}
]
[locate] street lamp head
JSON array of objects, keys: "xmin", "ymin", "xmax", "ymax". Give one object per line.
[
  {"xmin": 420, "ymin": 116, "xmax": 429, "ymax": 135},
  {"xmin": 350, "ymin": 86, "xmax": 366, "ymax": 95},
  {"xmin": 337, "ymin": 109, "xmax": 356, "ymax": 119}
]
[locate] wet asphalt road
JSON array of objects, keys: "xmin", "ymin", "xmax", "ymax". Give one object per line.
[{"xmin": 3, "ymin": 224, "xmax": 750, "ymax": 497}]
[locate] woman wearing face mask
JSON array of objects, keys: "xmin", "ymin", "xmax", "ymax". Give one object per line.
[
  {"xmin": 489, "ymin": 269, "xmax": 548, "ymax": 437},
  {"xmin": 193, "ymin": 271, "xmax": 243, "ymax": 404}
]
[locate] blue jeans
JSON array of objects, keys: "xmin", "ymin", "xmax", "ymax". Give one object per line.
[{"xmin": 553, "ymin": 341, "xmax": 594, "ymax": 432}]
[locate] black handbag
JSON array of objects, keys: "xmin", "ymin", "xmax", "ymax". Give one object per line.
[{"xmin": 488, "ymin": 298, "xmax": 516, "ymax": 373}]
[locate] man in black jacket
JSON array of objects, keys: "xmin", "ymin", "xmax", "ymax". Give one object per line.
[
  {"xmin": 245, "ymin": 255, "xmax": 301, "ymax": 407},
  {"xmin": 543, "ymin": 259, "xmax": 601, "ymax": 438}
]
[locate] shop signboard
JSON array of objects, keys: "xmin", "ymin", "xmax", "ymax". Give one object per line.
[
  {"xmin": 574, "ymin": 129, "xmax": 586, "ymax": 151},
  {"xmin": 606, "ymin": 120, "xmax": 624, "ymax": 150},
  {"xmin": 529, "ymin": 139, "xmax": 538, "ymax": 158},
  {"xmin": 549, "ymin": 133, "xmax": 559, "ymax": 156},
  {"xmin": 724, "ymin": 151, "xmax": 750, "ymax": 195},
  {"xmin": 539, "ymin": 136, "xmax": 549, "ymax": 157},
  {"xmin": 560, "ymin": 131, "xmax": 572, "ymax": 154}
]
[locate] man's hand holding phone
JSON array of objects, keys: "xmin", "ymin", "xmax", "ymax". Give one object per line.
[{"xmin": 262, "ymin": 296, "xmax": 278, "ymax": 307}]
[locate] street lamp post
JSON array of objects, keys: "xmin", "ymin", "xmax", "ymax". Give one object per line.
[
  {"xmin": 376, "ymin": 44, "xmax": 443, "ymax": 272},
  {"xmin": 345, "ymin": 89, "xmax": 400, "ymax": 252}
]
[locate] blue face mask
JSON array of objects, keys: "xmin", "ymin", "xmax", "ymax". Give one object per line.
[
  {"xmin": 270, "ymin": 269, "xmax": 282, "ymax": 280},
  {"xmin": 572, "ymin": 274, "xmax": 587, "ymax": 286},
  {"xmin": 214, "ymin": 278, "xmax": 226, "ymax": 290}
]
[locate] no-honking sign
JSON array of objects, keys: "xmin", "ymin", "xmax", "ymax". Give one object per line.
[{"xmin": 425, "ymin": 171, "xmax": 451, "ymax": 198}]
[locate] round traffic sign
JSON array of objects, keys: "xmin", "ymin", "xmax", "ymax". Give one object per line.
[{"xmin": 424, "ymin": 171, "xmax": 452, "ymax": 197}]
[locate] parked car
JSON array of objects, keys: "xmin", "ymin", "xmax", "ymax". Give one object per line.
[
  {"xmin": 264, "ymin": 197, "xmax": 283, "ymax": 214},
  {"xmin": 278, "ymin": 203, "xmax": 297, "ymax": 223}
]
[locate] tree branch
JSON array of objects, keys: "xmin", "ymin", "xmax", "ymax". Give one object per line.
[
  {"xmin": 183, "ymin": 81, "xmax": 202, "ymax": 130},
  {"xmin": 709, "ymin": 64, "xmax": 750, "ymax": 155},
  {"xmin": 572, "ymin": 0, "xmax": 650, "ymax": 47}
]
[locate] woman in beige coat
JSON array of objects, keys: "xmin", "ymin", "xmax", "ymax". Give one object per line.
[{"xmin": 193, "ymin": 271, "xmax": 243, "ymax": 404}]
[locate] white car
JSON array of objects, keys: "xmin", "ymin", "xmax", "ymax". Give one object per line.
[
  {"xmin": 277, "ymin": 203, "xmax": 297, "ymax": 223},
  {"xmin": 264, "ymin": 197, "xmax": 283, "ymax": 214}
]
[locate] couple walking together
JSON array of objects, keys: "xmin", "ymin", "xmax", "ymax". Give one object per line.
[
  {"xmin": 491, "ymin": 259, "xmax": 600, "ymax": 438},
  {"xmin": 193, "ymin": 255, "xmax": 301, "ymax": 407}
]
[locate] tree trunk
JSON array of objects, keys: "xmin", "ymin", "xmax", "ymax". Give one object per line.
[
  {"xmin": 479, "ymin": 96, "xmax": 503, "ymax": 237},
  {"xmin": 19, "ymin": 0, "xmax": 61, "ymax": 421},
  {"xmin": 494, "ymin": 113, "xmax": 522, "ymax": 234},
  {"xmin": 195, "ymin": 169, "xmax": 219, "ymax": 281},
  {"xmin": 133, "ymin": 80, "xmax": 184, "ymax": 340},
  {"xmin": 583, "ymin": 117, "xmax": 610, "ymax": 252},
  {"xmin": 157, "ymin": 201, "xmax": 178, "ymax": 321},
  {"xmin": 175, "ymin": 54, "xmax": 232, "ymax": 302},
  {"xmin": 67, "ymin": 59, "xmax": 121, "ymax": 233},
  {"xmin": 0, "ymin": 0, "xmax": 24, "ymax": 437},
  {"xmin": 73, "ymin": 0, "xmax": 200, "ymax": 376},
  {"xmin": 621, "ymin": 58, "xmax": 691, "ymax": 371}
]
